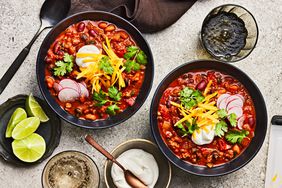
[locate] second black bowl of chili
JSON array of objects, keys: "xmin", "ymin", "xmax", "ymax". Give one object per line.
[
  {"xmin": 150, "ymin": 60, "xmax": 267, "ymax": 176},
  {"xmin": 36, "ymin": 11, "xmax": 154, "ymax": 129}
]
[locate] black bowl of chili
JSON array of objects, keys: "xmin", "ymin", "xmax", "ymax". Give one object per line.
[
  {"xmin": 150, "ymin": 60, "xmax": 267, "ymax": 176},
  {"xmin": 37, "ymin": 11, "xmax": 154, "ymax": 129}
]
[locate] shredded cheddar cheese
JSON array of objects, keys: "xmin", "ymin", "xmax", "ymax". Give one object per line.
[
  {"xmin": 171, "ymin": 91, "xmax": 219, "ymax": 128},
  {"xmin": 76, "ymin": 37, "xmax": 126, "ymax": 93}
]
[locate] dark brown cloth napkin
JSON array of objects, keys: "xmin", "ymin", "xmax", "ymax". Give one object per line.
[{"xmin": 69, "ymin": 0, "xmax": 197, "ymax": 33}]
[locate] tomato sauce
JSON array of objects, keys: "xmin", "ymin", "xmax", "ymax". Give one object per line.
[{"xmin": 157, "ymin": 70, "xmax": 256, "ymax": 167}]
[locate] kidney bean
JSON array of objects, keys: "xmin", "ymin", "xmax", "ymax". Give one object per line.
[
  {"xmin": 119, "ymin": 31, "xmax": 128, "ymax": 39},
  {"xmin": 89, "ymin": 29, "xmax": 97, "ymax": 37},
  {"xmin": 45, "ymin": 57, "xmax": 53, "ymax": 64},
  {"xmin": 53, "ymin": 42, "xmax": 60, "ymax": 54},
  {"xmin": 105, "ymin": 24, "xmax": 116, "ymax": 32},
  {"xmin": 98, "ymin": 22, "xmax": 107, "ymax": 29},
  {"xmin": 248, "ymin": 117, "xmax": 255, "ymax": 126},
  {"xmin": 77, "ymin": 22, "xmax": 85, "ymax": 32},
  {"xmin": 196, "ymin": 80, "xmax": 207, "ymax": 91},
  {"xmin": 58, "ymin": 51, "xmax": 64, "ymax": 56}
]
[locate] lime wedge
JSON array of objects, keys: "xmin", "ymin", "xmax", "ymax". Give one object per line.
[
  {"xmin": 5, "ymin": 108, "xmax": 27, "ymax": 138},
  {"xmin": 12, "ymin": 117, "xmax": 40, "ymax": 140},
  {"xmin": 26, "ymin": 94, "xmax": 49, "ymax": 122},
  {"xmin": 12, "ymin": 133, "xmax": 46, "ymax": 163}
]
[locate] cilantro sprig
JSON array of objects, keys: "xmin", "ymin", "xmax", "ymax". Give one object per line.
[
  {"xmin": 99, "ymin": 56, "xmax": 114, "ymax": 74},
  {"xmin": 176, "ymin": 120, "xmax": 199, "ymax": 137},
  {"xmin": 124, "ymin": 46, "xmax": 147, "ymax": 73},
  {"xmin": 179, "ymin": 87, "xmax": 204, "ymax": 110},
  {"xmin": 215, "ymin": 120, "xmax": 228, "ymax": 137},
  {"xmin": 106, "ymin": 104, "xmax": 120, "ymax": 115},
  {"xmin": 53, "ymin": 53, "xmax": 74, "ymax": 76},
  {"xmin": 92, "ymin": 86, "xmax": 121, "ymax": 115},
  {"xmin": 108, "ymin": 86, "xmax": 122, "ymax": 101},
  {"xmin": 228, "ymin": 113, "xmax": 237, "ymax": 127},
  {"xmin": 225, "ymin": 130, "xmax": 249, "ymax": 144},
  {"xmin": 93, "ymin": 90, "xmax": 108, "ymax": 106}
]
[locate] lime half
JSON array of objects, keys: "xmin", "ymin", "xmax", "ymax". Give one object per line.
[
  {"xmin": 12, "ymin": 133, "xmax": 46, "ymax": 163},
  {"xmin": 12, "ymin": 117, "xmax": 40, "ymax": 140},
  {"xmin": 26, "ymin": 94, "xmax": 49, "ymax": 122},
  {"xmin": 5, "ymin": 108, "xmax": 27, "ymax": 138}
]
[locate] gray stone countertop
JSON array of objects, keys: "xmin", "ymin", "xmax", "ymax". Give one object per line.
[{"xmin": 0, "ymin": 0, "xmax": 281, "ymax": 187}]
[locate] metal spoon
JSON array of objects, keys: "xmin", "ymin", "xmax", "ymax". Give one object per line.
[
  {"xmin": 85, "ymin": 135, "xmax": 148, "ymax": 188},
  {"xmin": 0, "ymin": 0, "xmax": 71, "ymax": 94}
]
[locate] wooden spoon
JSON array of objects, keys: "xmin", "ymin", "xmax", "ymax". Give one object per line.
[{"xmin": 85, "ymin": 135, "xmax": 148, "ymax": 188}]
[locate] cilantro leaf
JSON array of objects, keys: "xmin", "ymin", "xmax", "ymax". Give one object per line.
[
  {"xmin": 93, "ymin": 90, "xmax": 108, "ymax": 106},
  {"xmin": 176, "ymin": 120, "xmax": 199, "ymax": 136},
  {"xmin": 63, "ymin": 53, "xmax": 74, "ymax": 63},
  {"xmin": 124, "ymin": 46, "xmax": 139, "ymax": 60},
  {"xmin": 99, "ymin": 56, "xmax": 114, "ymax": 74},
  {"xmin": 53, "ymin": 53, "xmax": 74, "ymax": 76},
  {"xmin": 229, "ymin": 113, "xmax": 237, "ymax": 127},
  {"xmin": 53, "ymin": 61, "xmax": 67, "ymax": 76},
  {"xmin": 217, "ymin": 109, "xmax": 228, "ymax": 118},
  {"xmin": 106, "ymin": 104, "xmax": 120, "ymax": 115},
  {"xmin": 108, "ymin": 86, "xmax": 122, "ymax": 101},
  {"xmin": 136, "ymin": 50, "xmax": 148, "ymax": 65},
  {"xmin": 225, "ymin": 130, "xmax": 249, "ymax": 144},
  {"xmin": 215, "ymin": 120, "xmax": 228, "ymax": 137},
  {"xmin": 179, "ymin": 87, "xmax": 204, "ymax": 109},
  {"xmin": 176, "ymin": 123, "xmax": 189, "ymax": 137},
  {"xmin": 124, "ymin": 60, "xmax": 140, "ymax": 73}
]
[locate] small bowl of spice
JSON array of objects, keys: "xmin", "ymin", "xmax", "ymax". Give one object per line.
[
  {"xmin": 42, "ymin": 150, "xmax": 100, "ymax": 188},
  {"xmin": 200, "ymin": 4, "xmax": 258, "ymax": 62},
  {"xmin": 104, "ymin": 139, "xmax": 171, "ymax": 188}
]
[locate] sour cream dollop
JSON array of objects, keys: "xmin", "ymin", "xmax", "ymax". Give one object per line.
[
  {"xmin": 75, "ymin": 45, "xmax": 100, "ymax": 67},
  {"xmin": 192, "ymin": 125, "xmax": 215, "ymax": 145},
  {"xmin": 111, "ymin": 149, "xmax": 159, "ymax": 188}
]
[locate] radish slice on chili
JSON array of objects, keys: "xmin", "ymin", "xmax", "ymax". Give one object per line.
[
  {"xmin": 58, "ymin": 88, "xmax": 80, "ymax": 102},
  {"xmin": 225, "ymin": 95, "xmax": 243, "ymax": 105},
  {"xmin": 216, "ymin": 93, "xmax": 230, "ymax": 107},
  {"xmin": 59, "ymin": 79, "xmax": 81, "ymax": 94},
  {"xmin": 235, "ymin": 94, "xmax": 245, "ymax": 102},
  {"xmin": 227, "ymin": 98, "xmax": 244, "ymax": 110},
  {"xmin": 78, "ymin": 83, "xmax": 89, "ymax": 98},
  {"xmin": 237, "ymin": 116, "xmax": 245, "ymax": 130},
  {"xmin": 218, "ymin": 97, "xmax": 228, "ymax": 110},
  {"xmin": 228, "ymin": 106, "xmax": 243, "ymax": 118},
  {"xmin": 53, "ymin": 83, "xmax": 63, "ymax": 92}
]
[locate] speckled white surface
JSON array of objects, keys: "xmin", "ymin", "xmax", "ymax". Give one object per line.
[{"xmin": 0, "ymin": 0, "xmax": 281, "ymax": 187}]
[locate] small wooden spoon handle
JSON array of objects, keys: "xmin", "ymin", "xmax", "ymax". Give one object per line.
[{"xmin": 85, "ymin": 134, "xmax": 126, "ymax": 171}]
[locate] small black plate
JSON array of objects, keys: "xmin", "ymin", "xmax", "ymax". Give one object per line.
[{"xmin": 0, "ymin": 95, "xmax": 61, "ymax": 166}]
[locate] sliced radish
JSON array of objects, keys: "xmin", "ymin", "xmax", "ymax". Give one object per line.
[
  {"xmin": 216, "ymin": 94, "xmax": 230, "ymax": 108},
  {"xmin": 59, "ymin": 79, "xmax": 81, "ymax": 93},
  {"xmin": 219, "ymin": 98, "xmax": 228, "ymax": 109},
  {"xmin": 226, "ymin": 95, "xmax": 242, "ymax": 105},
  {"xmin": 237, "ymin": 116, "xmax": 245, "ymax": 130},
  {"xmin": 235, "ymin": 94, "xmax": 245, "ymax": 102},
  {"xmin": 78, "ymin": 83, "xmax": 89, "ymax": 98},
  {"xmin": 227, "ymin": 99, "xmax": 244, "ymax": 111},
  {"xmin": 58, "ymin": 88, "xmax": 80, "ymax": 102},
  {"xmin": 228, "ymin": 106, "xmax": 243, "ymax": 118},
  {"xmin": 81, "ymin": 81, "xmax": 87, "ymax": 88},
  {"xmin": 53, "ymin": 83, "xmax": 63, "ymax": 92}
]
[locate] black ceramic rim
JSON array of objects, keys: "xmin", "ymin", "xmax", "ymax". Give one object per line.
[
  {"xmin": 0, "ymin": 95, "xmax": 61, "ymax": 166},
  {"xmin": 200, "ymin": 4, "xmax": 259, "ymax": 63},
  {"xmin": 150, "ymin": 60, "xmax": 267, "ymax": 176},
  {"xmin": 41, "ymin": 150, "xmax": 100, "ymax": 188},
  {"xmin": 36, "ymin": 11, "xmax": 154, "ymax": 129}
]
